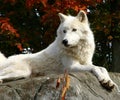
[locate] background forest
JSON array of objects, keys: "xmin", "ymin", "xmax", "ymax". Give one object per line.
[{"xmin": 0, "ymin": 0, "xmax": 120, "ymax": 71}]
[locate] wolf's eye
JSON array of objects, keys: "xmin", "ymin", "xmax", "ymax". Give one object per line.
[
  {"xmin": 63, "ymin": 30, "xmax": 67, "ymax": 33},
  {"xmin": 72, "ymin": 28, "xmax": 77, "ymax": 32}
]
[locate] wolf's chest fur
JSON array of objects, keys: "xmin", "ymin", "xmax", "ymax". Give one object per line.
[{"xmin": 62, "ymin": 39, "xmax": 94, "ymax": 65}]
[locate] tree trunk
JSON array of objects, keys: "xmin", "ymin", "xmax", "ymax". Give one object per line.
[{"xmin": 112, "ymin": 39, "xmax": 120, "ymax": 72}]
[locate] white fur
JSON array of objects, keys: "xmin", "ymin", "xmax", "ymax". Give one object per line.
[
  {"xmin": 0, "ymin": 52, "xmax": 7, "ymax": 63},
  {"xmin": 0, "ymin": 11, "xmax": 119, "ymax": 91}
]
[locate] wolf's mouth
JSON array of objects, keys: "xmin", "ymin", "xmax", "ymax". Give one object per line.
[
  {"xmin": 62, "ymin": 39, "xmax": 78, "ymax": 48},
  {"xmin": 63, "ymin": 44, "xmax": 77, "ymax": 48},
  {"xmin": 63, "ymin": 44, "xmax": 70, "ymax": 47}
]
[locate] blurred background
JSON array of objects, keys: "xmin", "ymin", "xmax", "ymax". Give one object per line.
[{"xmin": 0, "ymin": 0, "xmax": 120, "ymax": 72}]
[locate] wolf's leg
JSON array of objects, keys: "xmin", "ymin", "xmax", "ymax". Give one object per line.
[
  {"xmin": 91, "ymin": 66, "xmax": 116, "ymax": 90},
  {"xmin": 74, "ymin": 64, "xmax": 115, "ymax": 90},
  {"xmin": 0, "ymin": 65, "xmax": 31, "ymax": 83},
  {"xmin": 0, "ymin": 71, "xmax": 30, "ymax": 81},
  {"xmin": 62, "ymin": 56, "xmax": 117, "ymax": 91}
]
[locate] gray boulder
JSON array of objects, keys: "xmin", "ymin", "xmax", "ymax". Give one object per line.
[{"xmin": 0, "ymin": 72, "xmax": 120, "ymax": 100}]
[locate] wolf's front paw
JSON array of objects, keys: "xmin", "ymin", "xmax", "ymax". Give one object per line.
[{"xmin": 99, "ymin": 79, "xmax": 115, "ymax": 91}]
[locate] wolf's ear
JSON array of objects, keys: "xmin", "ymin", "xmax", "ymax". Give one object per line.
[
  {"xmin": 77, "ymin": 10, "xmax": 88, "ymax": 23},
  {"xmin": 58, "ymin": 13, "xmax": 67, "ymax": 23}
]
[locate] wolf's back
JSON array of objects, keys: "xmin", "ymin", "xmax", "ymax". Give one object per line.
[{"xmin": 0, "ymin": 52, "xmax": 7, "ymax": 63}]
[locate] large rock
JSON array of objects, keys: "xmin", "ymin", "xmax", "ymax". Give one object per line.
[{"xmin": 0, "ymin": 72, "xmax": 120, "ymax": 100}]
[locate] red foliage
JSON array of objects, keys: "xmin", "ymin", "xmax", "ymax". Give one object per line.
[
  {"xmin": 40, "ymin": 0, "xmax": 47, "ymax": 7},
  {"xmin": 25, "ymin": 0, "xmax": 103, "ymax": 10},
  {"xmin": 25, "ymin": 0, "xmax": 47, "ymax": 9},
  {"xmin": 0, "ymin": 17, "xmax": 19, "ymax": 37},
  {"xmin": 0, "ymin": 17, "xmax": 22, "ymax": 51},
  {"xmin": 15, "ymin": 43, "xmax": 23, "ymax": 51},
  {"xmin": 25, "ymin": 0, "xmax": 35, "ymax": 9},
  {"xmin": 39, "ymin": 0, "xmax": 103, "ymax": 26}
]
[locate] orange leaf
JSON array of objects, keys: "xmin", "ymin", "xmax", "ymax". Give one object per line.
[
  {"xmin": 65, "ymin": 75, "xmax": 70, "ymax": 89},
  {"xmin": 25, "ymin": 0, "xmax": 35, "ymax": 9},
  {"xmin": 56, "ymin": 77, "xmax": 61, "ymax": 88},
  {"xmin": 61, "ymin": 87, "xmax": 67, "ymax": 100},
  {"xmin": 40, "ymin": 0, "xmax": 47, "ymax": 7},
  {"xmin": 61, "ymin": 71, "xmax": 70, "ymax": 100},
  {"xmin": 108, "ymin": 35, "xmax": 113, "ymax": 40},
  {"xmin": 16, "ymin": 43, "xmax": 23, "ymax": 51}
]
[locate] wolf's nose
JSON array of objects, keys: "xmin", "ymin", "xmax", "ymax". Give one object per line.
[{"xmin": 62, "ymin": 39, "xmax": 68, "ymax": 46}]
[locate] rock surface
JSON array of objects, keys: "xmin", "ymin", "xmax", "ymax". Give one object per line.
[{"xmin": 0, "ymin": 72, "xmax": 120, "ymax": 100}]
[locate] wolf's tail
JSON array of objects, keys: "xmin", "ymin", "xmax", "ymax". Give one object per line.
[{"xmin": 0, "ymin": 52, "xmax": 7, "ymax": 63}]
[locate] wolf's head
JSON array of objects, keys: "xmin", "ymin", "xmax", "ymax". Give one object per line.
[{"xmin": 57, "ymin": 10, "xmax": 93, "ymax": 48}]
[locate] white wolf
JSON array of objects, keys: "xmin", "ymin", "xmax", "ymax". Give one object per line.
[{"xmin": 0, "ymin": 10, "xmax": 119, "ymax": 91}]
